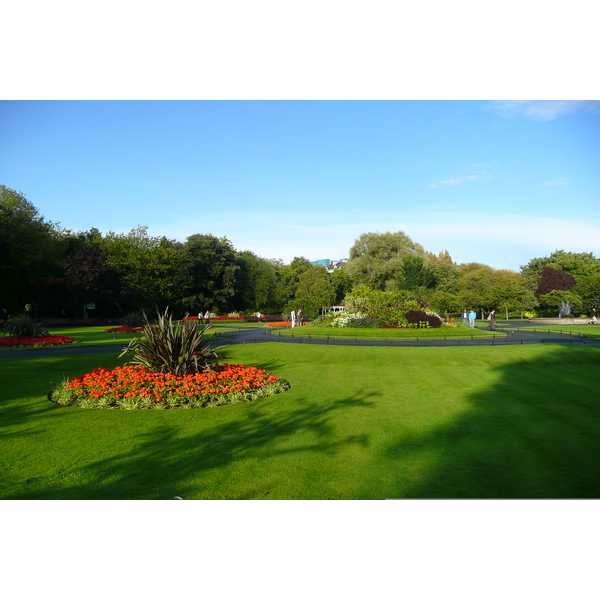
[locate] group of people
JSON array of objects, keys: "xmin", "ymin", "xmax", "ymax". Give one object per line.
[
  {"xmin": 462, "ymin": 309, "xmax": 479, "ymax": 328},
  {"xmin": 461, "ymin": 309, "xmax": 498, "ymax": 330},
  {"xmin": 290, "ymin": 309, "xmax": 304, "ymax": 328},
  {"xmin": 197, "ymin": 311, "xmax": 211, "ymax": 325}
]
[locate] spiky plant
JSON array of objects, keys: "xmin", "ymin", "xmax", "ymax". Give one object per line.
[
  {"xmin": 119, "ymin": 308, "xmax": 225, "ymax": 376},
  {"xmin": 2, "ymin": 315, "xmax": 49, "ymax": 337}
]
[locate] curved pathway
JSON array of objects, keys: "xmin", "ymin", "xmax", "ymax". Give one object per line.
[{"xmin": 3, "ymin": 322, "xmax": 597, "ymax": 359}]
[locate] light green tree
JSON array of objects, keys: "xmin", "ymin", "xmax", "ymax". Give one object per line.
[
  {"xmin": 539, "ymin": 290, "xmax": 582, "ymax": 317},
  {"xmin": 292, "ymin": 266, "xmax": 336, "ymax": 319},
  {"xmin": 99, "ymin": 226, "xmax": 180, "ymax": 308},
  {"xmin": 491, "ymin": 270, "xmax": 538, "ymax": 319}
]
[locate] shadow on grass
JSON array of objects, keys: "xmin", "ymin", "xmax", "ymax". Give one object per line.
[
  {"xmin": 380, "ymin": 345, "xmax": 600, "ymax": 498},
  {"xmin": 0, "ymin": 401, "xmax": 65, "ymax": 440},
  {"xmin": 9, "ymin": 391, "xmax": 377, "ymax": 500}
]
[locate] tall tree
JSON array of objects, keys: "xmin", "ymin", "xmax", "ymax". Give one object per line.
[
  {"xmin": 233, "ymin": 251, "xmax": 278, "ymax": 313},
  {"xmin": 346, "ymin": 231, "xmax": 426, "ymax": 291},
  {"xmin": 48, "ymin": 244, "xmax": 126, "ymax": 318},
  {"xmin": 292, "ymin": 266, "xmax": 336, "ymax": 319},
  {"xmin": 272, "ymin": 257, "xmax": 313, "ymax": 311},
  {"xmin": 99, "ymin": 226, "xmax": 181, "ymax": 309},
  {"xmin": 330, "ymin": 265, "xmax": 353, "ymax": 305},
  {"xmin": 400, "ymin": 254, "xmax": 435, "ymax": 290},
  {"xmin": 457, "ymin": 263, "xmax": 497, "ymax": 316},
  {"xmin": 178, "ymin": 234, "xmax": 238, "ymax": 313},
  {"xmin": 535, "ymin": 267, "xmax": 576, "ymax": 298},
  {"xmin": 491, "ymin": 270, "xmax": 538, "ymax": 319},
  {"xmin": 574, "ymin": 274, "xmax": 600, "ymax": 315},
  {"xmin": 521, "ymin": 250, "xmax": 600, "ymax": 284},
  {"xmin": 349, "ymin": 231, "xmax": 425, "ymax": 260},
  {"xmin": 0, "ymin": 186, "xmax": 65, "ymax": 314}
]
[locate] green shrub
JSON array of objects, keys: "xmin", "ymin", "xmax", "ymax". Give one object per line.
[
  {"xmin": 2, "ymin": 315, "xmax": 49, "ymax": 337},
  {"xmin": 120, "ymin": 310, "xmax": 146, "ymax": 328},
  {"xmin": 120, "ymin": 308, "xmax": 224, "ymax": 376}
]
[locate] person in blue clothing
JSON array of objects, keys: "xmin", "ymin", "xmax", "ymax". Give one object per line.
[{"xmin": 468, "ymin": 309, "xmax": 476, "ymax": 328}]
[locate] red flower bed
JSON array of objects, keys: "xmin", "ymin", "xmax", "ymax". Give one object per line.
[
  {"xmin": 211, "ymin": 316, "xmax": 243, "ymax": 320},
  {"xmin": 0, "ymin": 335, "xmax": 76, "ymax": 348},
  {"xmin": 184, "ymin": 316, "xmax": 243, "ymax": 321},
  {"xmin": 265, "ymin": 322, "xmax": 305, "ymax": 327},
  {"xmin": 63, "ymin": 364, "xmax": 283, "ymax": 404},
  {"xmin": 106, "ymin": 326, "xmax": 144, "ymax": 333}
]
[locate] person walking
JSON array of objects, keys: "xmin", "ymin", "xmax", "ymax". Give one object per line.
[
  {"xmin": 468, "ymin": 309, "xmax": 476, "ymax": 328},
  {"xmin": 297, "ymin": 309, "xmax": 303, "ymax": 327},
  {"xmin": 290, "ymin": 310, "xmax": 296, "ymax": 328},
  {"xmin": 487, "ymin": 310, "xmax": 497, "ymax": 331},
  {"xmin": 198, "ymin": 312, "xmax": 203, "ymax": 325},
  {"xmin": 204, "ymin": 310, "xmax": 211, "ymax": 325},
  {"xmin": 462, "ymin": 309, "xmax": 468, "ymax": 327}
]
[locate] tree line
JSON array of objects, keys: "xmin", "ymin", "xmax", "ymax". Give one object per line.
[{"xmin": 2, "ymin": 185, "xmax": 599, "ymax": 321}]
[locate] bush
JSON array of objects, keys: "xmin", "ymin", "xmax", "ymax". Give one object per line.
[
  {"xmin": 120, "ymin": 311, "xmax": 146, "ymax": 328},
  {"xmin": 310, "ymin": 314, "xmax": 336, "ymax": 328},
  {"xmin": 405, "ymin": 310, "xmax": 442, "ymax": 329},
  {"xmin": 2, "ymin": 315, "xmax": 49, "ymax": 338},
  {"xmin": 120, "ymin": 308, "xmax": 224, "ymax": 376}
]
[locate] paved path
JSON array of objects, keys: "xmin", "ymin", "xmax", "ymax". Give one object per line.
[{"xmin": 2, "ymin": 323, "xmax": 597, "ymax": 359}]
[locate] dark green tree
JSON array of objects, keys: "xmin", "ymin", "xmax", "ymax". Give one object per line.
[
  {"xmin": 401, "ymin": 255, "xmax": 435, "ymax": 290},
  {"xmin": 178, "ymin": 234, "xmax": 238, "ymax": 313},
  {"xmin": 0, "ymin": 186, "xmax": 65, "ymax": 314},
  {"xmin": 99, "ymin": 226, "xmax": 181, "ymax": 310},
  {"xmin": 574, "ymin": 274, "xmax": 600, "ymax": 315},
  {"xmin": 45, "ymin": 243, "xmax": 126, "ymax": 318},
  {"xmin": 330, "ymin": 266, "xmax": 353, "ymax": 305},
  {"xmin": 233, "ymin": 251, "xmax": 279, "ymax": 313}
]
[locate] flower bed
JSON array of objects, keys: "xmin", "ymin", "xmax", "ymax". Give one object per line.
[
  {"xmin": 49, "ymin": 364, "xmax": 291, "ymax": 409},
  {"xmin": 264, "ymin": 321, "xmax": 305, "ymax": 327},
  {"xmin": 0, "ymin": 335, "xmax": 76, "ymax": 348},
  {"xmin": 106, "ymin": 326, "xmax": 144, "ymax": 333},
  {"xmin": 184, "ymin": 316, "xmax": 243, "ymax": 321}
]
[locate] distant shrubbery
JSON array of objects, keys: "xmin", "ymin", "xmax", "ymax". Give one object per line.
[
  {"xmin": 2, "ymin": 315, "xmax": 49, "ymax": 338},
  {"xmin": 405, "ymin": 310, "xmax": 442, "ymax": 329}
]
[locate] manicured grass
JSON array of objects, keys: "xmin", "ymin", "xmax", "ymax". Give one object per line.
[
  {"xmin": 504, "ymin": 324, "xmax": 600, "ymax": 341},
  {"xmin": 47, "ymin": 326, "xmax": 141, "ymax": 346},
  {"xmin": 272, "ymin": 325, "xmax": 497, "ymax": 340},
  {"xmin": 1, "ymin": 342, "xmax": 599, "ymax": 499},
  {"xmin": 38, "ymin": 324, "xmax": 248, "ymax": 347}
]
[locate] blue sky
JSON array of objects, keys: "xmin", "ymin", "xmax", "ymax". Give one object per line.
[{"xmin": 1, "ymin": 100, "xmax": 598, "ymax": 271}]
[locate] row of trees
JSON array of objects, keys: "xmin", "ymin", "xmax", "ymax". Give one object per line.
[
  {"xmin": 0, "ymin": 186, "xmax": 337, "ymax": 319},
  {"xmin": 342, "ymin": 232, "xmax": 599, "ymax": 319},
  {"xmin": 2, "ymin": 185, "xmax": 599, "ymax": 321}
]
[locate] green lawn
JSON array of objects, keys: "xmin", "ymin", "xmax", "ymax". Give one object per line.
[
  {"xmin": 43, "ymin": 323, "xmax": 259, "ymax": 345},
  {"xmin": 272, "ymin": 324, "xmax": 498, "ymax": 340},
  {"xmin": 504, "ymin": 324, "xmax": 600, "ymax": 341},
  {"xmin": 2, "ymin": 342, "xmax": 599, "ymax": 499}
]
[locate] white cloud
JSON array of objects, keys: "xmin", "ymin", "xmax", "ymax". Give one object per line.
[
  {"xmin": 486, "ymin": 100, "xmax": 600, "ymax": 121},
  {"xmin": 428, "ymin": 164, "xmax": 489, "ymax": 189}
]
